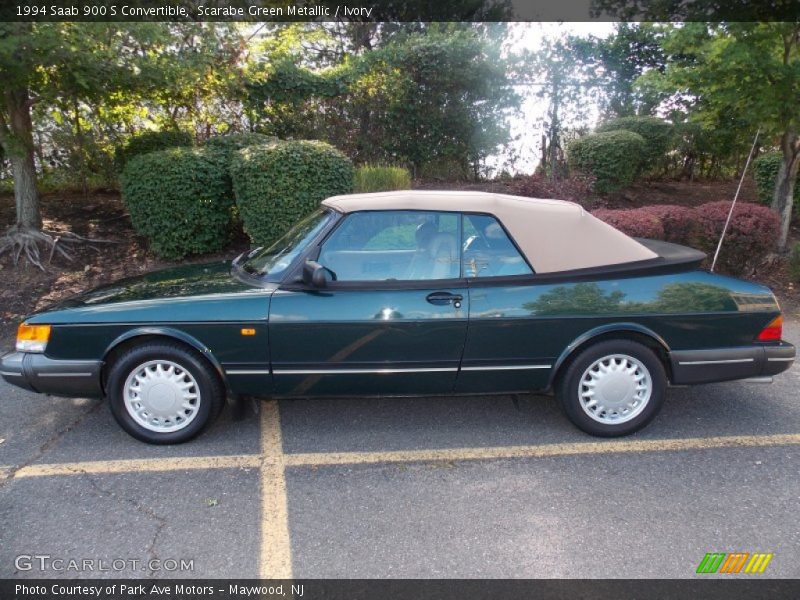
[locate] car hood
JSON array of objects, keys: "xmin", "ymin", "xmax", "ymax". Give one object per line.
[{"xmin": 46, "ymin": 261, "xmax": 255, "ymax": 310}]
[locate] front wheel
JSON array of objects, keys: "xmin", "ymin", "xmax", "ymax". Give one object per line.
[
  {"xmin": 557, "ymin": 340, "xmax": 666, "ymax": 437},
  {"xmin": 107, "ymin": 342, "xmax": 224, "ymax": 444}
]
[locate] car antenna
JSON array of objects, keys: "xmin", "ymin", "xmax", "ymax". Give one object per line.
[{"xmin": 710, "ymin": 127, "xmax": 761, "ymax": 272}]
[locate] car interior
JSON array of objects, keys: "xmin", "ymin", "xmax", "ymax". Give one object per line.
[{"xmin": 317, "ymin": 211, "xmax": 532, "ymax": 281}]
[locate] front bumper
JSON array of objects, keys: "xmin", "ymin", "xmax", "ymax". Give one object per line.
[
  {"xmin": 0, "ymin": 352, "xmax": 103, "ymax": 398},
  {"xmin": 670, "ymin": 343, "xmax": 795, "ymax": 385}
]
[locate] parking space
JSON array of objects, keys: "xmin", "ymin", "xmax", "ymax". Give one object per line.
[{"xmin": 1, "ymin": 321, "xmax": 798, "ymax": 579}]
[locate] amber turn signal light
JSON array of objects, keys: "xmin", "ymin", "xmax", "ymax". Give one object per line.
[
  {"xmin": 241, "ymin": 328, "xmax": 256, "ymax": 336},
  {"xmin": 757, "ymin": 315, "xmax": 783, "ymax": 342},
  {"xmin": 16, "ymin": 323, "xmax": 51, "ymax": 353}
]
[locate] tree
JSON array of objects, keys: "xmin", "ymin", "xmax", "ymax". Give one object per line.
[
  {"xmin": 650, "ymin": 23, "xmax": 800, "ymax": 250},
  {"xmin": 0, "ymin": 23, "xmax": 243, "ymax": 266},
  {"xmin": 245, "ymin": 25, "xmax": 517, "ymax": 178},
  {"xmin": 521, "ymin": 35, "xmax": 599, "ymax": 181},
  {"xmin": 572, "ymin": 23, "xmax": 666, "ymax": 118}
]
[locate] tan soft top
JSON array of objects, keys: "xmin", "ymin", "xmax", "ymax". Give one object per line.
[{"xmin": 321, "ymin": 191, "xmax": 657, "ymax": 273}]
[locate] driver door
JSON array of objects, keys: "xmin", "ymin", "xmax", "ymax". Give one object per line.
[{"xmin": 268, "ymin": 210, "xmax": 469, "ymax": 396}]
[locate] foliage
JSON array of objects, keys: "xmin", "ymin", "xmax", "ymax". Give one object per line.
[
  {"xmin": 354, "ymin": 165, "xmax": 412, "ymax": 193},
  {"xmin": 120, "ymin": 147, "xmax": 234, "ymax": 259},
  {"xmin": 567, "ymin": 130, "xmax": 646, "ymax": 193},
  {"xmin": 203, "ymin": 133, "xmax": 278, "ymax": 159},
  {"xmin": 593, "ymin": 201, "xmax": 779, "ymax": 275},
  {"xmin": 789, "ymin": 243, "xmax": 800, "ymax": 283},
  {"xmin": 643, "ymin": 22, "xmax": 800, "ymax": 249},
  {"xmin": 508, "ymin": 173, "xmax": 595, "ymax": 208},
  {"xmin": 245, "ymin": 25, "xmax": 517, "ymax": 178},
  {"xmin": 596, "ymin": 116, "xmax": 673, "ymax": 172},
  {"xmin": 592, "ymin": 208, "xmax": 665, "ymax": 239},
  {"xmin": 115, "ymin": 130, "xmax": 193, "ymax": 171},
  {"xmin": 693, "ymin": 201, "xmax": 779, "ymax": 274},
  {"xmin": 639, "ymin": 204, "xmax": 697, "ymax": 244},
  {"xmin": 571, "ymin": 23, "xmax": 666, "ymax": 117},
  {"xmin": 752, "ymin": 152, "xmax": 800, "ymax": 207},
  {"xmin": 230, "ymin": 140, "xmax": 354, "ymax": 246}
]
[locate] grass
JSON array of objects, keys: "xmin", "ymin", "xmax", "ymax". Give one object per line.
[{"xmin": 354, "ymin": 164, "xmax": 412, "ymax": 193}]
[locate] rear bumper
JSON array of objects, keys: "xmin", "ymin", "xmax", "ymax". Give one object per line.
[
  {"xmin": 670, "ymin": 343, "xmax": 795, "ymax": 385},
  {"xmin": 0, "ymin": 352, "xmax": 103, "ymax": 398}
]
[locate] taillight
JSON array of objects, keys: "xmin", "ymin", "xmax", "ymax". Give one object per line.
[{"xmin": 757, "ymin": 315, "xmax": 783, "ymax": 342}]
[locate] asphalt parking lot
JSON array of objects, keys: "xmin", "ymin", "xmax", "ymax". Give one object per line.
[{"xmin": 1, "ymin": 321, "xmax": 799, "ymax": 579}]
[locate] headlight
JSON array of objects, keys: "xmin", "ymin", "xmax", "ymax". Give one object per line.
[{"xmin": 16, "ymin": 323, "xmax": 51, "ymax": 353}]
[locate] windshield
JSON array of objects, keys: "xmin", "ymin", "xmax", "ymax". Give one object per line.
[{"xmin": 239, "ymin": 209, "xmax": 333, "ymax": 280}]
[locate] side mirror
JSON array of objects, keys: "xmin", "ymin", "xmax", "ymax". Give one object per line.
[{"xmin": 302, "ymin": 260, "xmax": 335, "ymax": 288}]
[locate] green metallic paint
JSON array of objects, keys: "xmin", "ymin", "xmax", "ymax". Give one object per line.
[
  {"xmin": 14, "ymin": 254, "xmax": 781, "ymax": 399},
  {"xmin": 268, "ymin": 287, "xmax": 469, "ymax": 396}
]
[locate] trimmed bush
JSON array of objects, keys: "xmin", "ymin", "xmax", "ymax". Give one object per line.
[
  {"xmin": 597, "ymin": 116, "xmax": 673, "ymax": 172},
  {"xmin": 354, "ymin": 165, "xmax": 412, "ymax": 193},
  {"xmin": 121, "ymin": 147, "xmax": 234, "ymax": 259},
  {"xmin": 230, "ymin": 140, "xmax": 354, "ymax": 246},
  {"xmin": 204, "ymin": 133, "xmax": 278, "ymax": 159},
  {"xmin": 115, "ymin": 130, "xmax": 193, "ymax": 171},
  {"xmin": 592, "ymin": 208, "xmax": 665, "ymax": 239},
  {"xmin": 752, "ymin": 152, "xmax": 800, "ymax": 207},
  {"xmin": 639, "ymin": 204, "xmax": 698, "ymax": 245},
  {"xmin": 567, "ymin": 131, "xmax": 646, "ymax": 194},
  {"xmin": 694, "ymin": 201, "xmax": 779, "ymax": 274}
]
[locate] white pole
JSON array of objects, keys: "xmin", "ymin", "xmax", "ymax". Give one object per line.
[{"xmin": 710, "ymin": 127, "xmax": 762, "ymax": 273}]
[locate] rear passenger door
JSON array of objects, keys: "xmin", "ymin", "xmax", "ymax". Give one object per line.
[
  {"xmin": 455, "ymin": 213, "xmax": 553, "ymax": 393},
  {"xmin": 269, "ymin": 210, "xmax": 469, "ymax": 396}
]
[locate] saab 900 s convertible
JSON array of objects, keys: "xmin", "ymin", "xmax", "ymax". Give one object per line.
[{"xmin": 1, "ymin": 191, "xmax": 795, "ymax": 443}]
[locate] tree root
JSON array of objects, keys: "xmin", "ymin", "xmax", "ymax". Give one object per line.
[{"xmin": 0, "ymin": 226, "xmax": 118, "ymax": 271}]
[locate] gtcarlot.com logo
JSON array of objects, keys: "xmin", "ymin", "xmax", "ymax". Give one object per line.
[
  {"xmin": 15, "ymin": 554, "xmax": 194, "ymax": 573},
  {"xmin": 696, "ymin": 552, "xmax": 773, "ymax": 574}
]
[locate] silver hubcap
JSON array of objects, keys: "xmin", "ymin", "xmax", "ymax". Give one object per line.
[
  {"xmin": 123, "ymin": 360, "xmax": 201, "ymax": 433},
  {"xmin": 579, "ymin": 354, "xmax": 652, "ymax": 425}
]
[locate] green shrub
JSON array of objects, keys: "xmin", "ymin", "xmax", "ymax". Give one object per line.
[
  {"xmin": 115, "ymin": 130, "xmax": 193, "ymax": 171},
  {"xmin": 596, "ymin": 116, "xmax": 673, "ymax": 172},
  {"xmin": 204, "ymin": 133, "xmax": 278, "ymax": 159},
  {"xmin": 752, "ymin": 152, "xmax": 800, "ymax": 207},
  {"xmin": 121, "ymin": 147, "xmax": 234, "ymax": 259},
  {"xmin": 354, "ymin": 165, "xmax": 412, "ymax": 193},
  {"xmin": 790, "ymin": 243, "xmax": 800, "ymax": 282},
  {"xmin": 230, "ymin": 140, "xmax": 354, "ymax": 246},
  {"xmin": 567, "ymin": 130, "xmax": 646, "ymax": 194}
]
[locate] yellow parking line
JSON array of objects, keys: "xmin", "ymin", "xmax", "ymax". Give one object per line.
[
  {"xmin": 284, "ymin": 433, "xmax": 800, "ymax": 467},
  {"xmin": 259, "ymin": 401, "xmax": 292, "ymax": 579},
  {"xmin": 13, "ymin": 454, "xmax": 261, "ymax": 478}
]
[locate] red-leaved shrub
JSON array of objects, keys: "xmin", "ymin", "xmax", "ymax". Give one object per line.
[
  {"xmin": 694, "ymin": 201, "xmax": 779, "ymax": 274},
  {"xmin": 508, "ymin": 173, "xmax": 595, "ymax": 208},
  {"xmin": 592, "ymin": 208, "xmax": 665, "ymax": 240},
  {"xmin": 639, "ymin": 204, "xmax": 698, "ymax": 245}
]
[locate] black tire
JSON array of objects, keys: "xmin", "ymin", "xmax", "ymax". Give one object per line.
[
  {"xmin": 107, "ymin": 341, "xmax": 224, "ymax": 444},
  {"xmin": 557, "ymin": 339, "xmax": 666, "ymax": 437}
]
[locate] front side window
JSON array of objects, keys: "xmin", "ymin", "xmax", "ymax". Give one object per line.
[
  {"xmin": 318, "ymin": 211, "xmax": 460, "ymax": 281},
  {"xmin": 240, "ymin": 209, "xmax": 333, "ymax": 281},
  {"xmin": 462, "ymin": 214, "xmax": 532, "ymax": 278}
]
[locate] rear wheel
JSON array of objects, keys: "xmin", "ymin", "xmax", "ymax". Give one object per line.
[
  {"xmin": 557, "ymin": 339, "xmax": 666, "ymax": 437},
  {"xmin": 107, "ymin": 342, "xmax": 224, "ymax": 444}
]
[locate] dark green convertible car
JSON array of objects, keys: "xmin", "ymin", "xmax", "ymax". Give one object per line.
[{"xmin": 1, "ymin": 191, "xmax": 795, "ymax": 443}]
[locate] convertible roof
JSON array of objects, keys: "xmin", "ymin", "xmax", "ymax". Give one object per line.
[{"xmin": 321, "ymin": 191, "xmax": 657, "ymax": 273}]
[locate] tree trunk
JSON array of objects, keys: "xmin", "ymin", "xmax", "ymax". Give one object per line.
[
  {"xmin": 771, "ymin": 130, "xmax": 800, "ymax": 252},
  {"xmin": 0, "ymin": 89, "xmax": 42, "ymax": 230}
]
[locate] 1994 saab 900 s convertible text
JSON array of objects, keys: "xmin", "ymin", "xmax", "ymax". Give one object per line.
[{"xmin": 1, "ymin": 191, "xmax": 795, "ymax": 443}]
